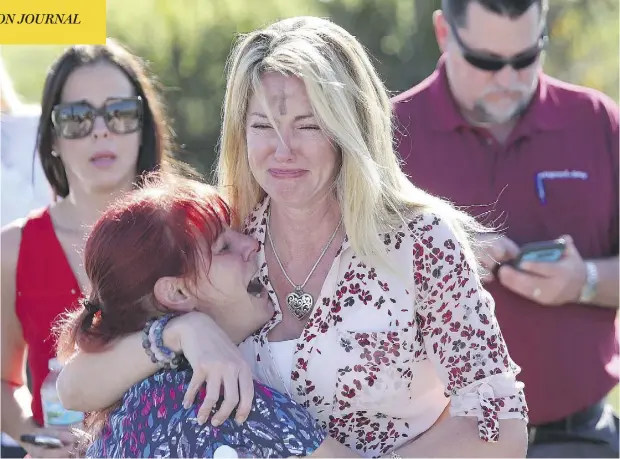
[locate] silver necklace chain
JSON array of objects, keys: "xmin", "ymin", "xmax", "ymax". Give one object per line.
[
  {"xmin": 266, "ymin": 208, "xmax": 342, "ymax": 290},
  {"xmin": 266, "ymin": 207, "xmax": 342, "ymax": 320}
]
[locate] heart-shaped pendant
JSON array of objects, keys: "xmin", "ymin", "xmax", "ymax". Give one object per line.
[{"xmin": 286, "ymin": 289, "xmax": 314, "ymax": 320}]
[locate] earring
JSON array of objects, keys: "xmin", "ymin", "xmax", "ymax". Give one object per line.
[{"xmin": 51, "ymin": 150, "xmax": 59, "ymax": 158}]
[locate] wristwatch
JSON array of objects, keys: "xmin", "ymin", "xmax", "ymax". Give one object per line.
[{"xmin": 578, "ymin": 261, "xmax": 598, "ymax": 303}]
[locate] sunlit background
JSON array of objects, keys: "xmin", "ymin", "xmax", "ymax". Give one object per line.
[
  {"xmin": 2, "ymin": 0, "xmax": 618, "ymax": 175},
  {"xmin": 1, "ymin": 0, "xmax": 618, "ymax": 412}
]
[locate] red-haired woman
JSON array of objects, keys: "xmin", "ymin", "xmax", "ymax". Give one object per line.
[{"xmin": 55, "ymin": 173, "xmax": 351, "ymax": 458}]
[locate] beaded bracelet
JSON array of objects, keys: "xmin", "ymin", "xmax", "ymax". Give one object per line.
[
  {"xmin": 151, "ymin": 313, "xmax": 178, "ymax": 360},
  {"xmin": 141, "ymin": 314, "xmax": 184, "ymax": 370},
  {"xmin": 148, "ymin": 321, "xmax": 170, "ymax": 363},
  {"xmin": 149, "ymin": 315, "xmax": 186, "ymax": 369},
  {"xmin": 141, "ymin": 318, "xmax": 159, "ymax": 365}
]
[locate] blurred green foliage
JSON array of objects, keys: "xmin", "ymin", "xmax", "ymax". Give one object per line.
[{"xmin": 2, "ymin": 0, "xmax": 618, "ymax": 176}]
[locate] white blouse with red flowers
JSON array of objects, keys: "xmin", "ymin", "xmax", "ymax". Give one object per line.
[{"xmin": 239, "ymin": 198, "xmax": 528, "ymax": 458}]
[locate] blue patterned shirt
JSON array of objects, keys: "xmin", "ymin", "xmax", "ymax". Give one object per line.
[{"xmin": 87, "ymin": 368, "xmax": 326, "ymax": 458}]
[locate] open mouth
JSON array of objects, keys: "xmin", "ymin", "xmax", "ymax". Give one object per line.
[
  {"xmin": 246, "ymin": 278, "xmax": 264, "ymax": 297},
  {"xmin": 89, "ymin": 151, "xmax": 117, "ymax": 167}
]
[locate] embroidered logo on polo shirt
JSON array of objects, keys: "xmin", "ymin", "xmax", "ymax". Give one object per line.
[{"xmin": 535, "ymin": 170, "xmax": 588, "ymax": 204}]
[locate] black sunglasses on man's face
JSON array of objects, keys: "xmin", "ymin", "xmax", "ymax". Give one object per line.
[{"xmin": 449, "ymin": 22, "xmax": 548, "ymax": 72}]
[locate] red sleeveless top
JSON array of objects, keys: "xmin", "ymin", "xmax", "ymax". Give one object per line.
[{"xmin": 15, "ymin": 208, "xmax": 82, "ymax": 425}]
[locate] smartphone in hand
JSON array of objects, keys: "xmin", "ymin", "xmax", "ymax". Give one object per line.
[
  {"xmin": 494, "ymin": 238, "xmax": 566, "ymax": 276},
  {"xmin": 508, "ymin": 238, "xmax": 567, "ymax": 269}
]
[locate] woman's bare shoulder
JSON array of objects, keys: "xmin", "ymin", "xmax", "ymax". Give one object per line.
[{"xmin": 1, "ymin": 218, "xmax": 25, "ymax": 270}]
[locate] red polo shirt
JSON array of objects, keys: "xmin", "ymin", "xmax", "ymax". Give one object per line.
[{"xmin": 392, "ymin": 57, "xmax": 619, "ymax": 425}]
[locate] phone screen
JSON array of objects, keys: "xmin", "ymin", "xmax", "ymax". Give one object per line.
[{"xmin": 519, "ymin": 247, "xmax": 565, "ymax": 263}]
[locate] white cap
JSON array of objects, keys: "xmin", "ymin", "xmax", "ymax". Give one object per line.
[{"xmin": 213, "ymin": 445, "xmax": 239, "ymax": 459}]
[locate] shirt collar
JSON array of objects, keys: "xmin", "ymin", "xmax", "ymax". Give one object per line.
[
  {"xmin": 245, "ymin": 195, "xmax": 352, "ymax": 253},
  {"xmin": 512, "ymin": 73, "xmax": 568, "ymax": 134},
  {"xmin": 244, "ymin": 196, "xmax": 352, "ymax": 336},
  {"xmin": 428, "ymin": 55, "xmax": 469, "ymax": 132}
]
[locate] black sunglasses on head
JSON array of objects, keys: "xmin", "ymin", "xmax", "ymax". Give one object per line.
[
  {"xmin": 51, "ymin": 96, "xmax": 143, "ymax": 140},
  {"xmin": 449, "ymin": 23, "xmax": 548, "ymax": 72}
]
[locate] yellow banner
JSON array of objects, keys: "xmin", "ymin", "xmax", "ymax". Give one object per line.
[{"xmin": 0, "ymin": 0, "xmax": 106, "ymax": 44}]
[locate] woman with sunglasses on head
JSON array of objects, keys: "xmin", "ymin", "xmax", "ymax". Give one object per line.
[{"xmin": 0, "ymin": 38, "xmax": 172, "ymax": 458}]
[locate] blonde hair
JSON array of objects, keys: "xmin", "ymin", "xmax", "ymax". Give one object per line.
[{"xmin": 216, "ymin": 16, "xmax": 486, "ymax": 269}]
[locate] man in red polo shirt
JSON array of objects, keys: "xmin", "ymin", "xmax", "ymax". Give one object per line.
[{"xmin": 392, "ymin": 0, "xmax": 618, "ymax": 456}]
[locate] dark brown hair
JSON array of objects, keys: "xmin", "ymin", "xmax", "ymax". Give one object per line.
[
  {"xmin": 442, "ymin": 0, "xmax": 548, "ymax": 28},
  {"xmin": 37, "ymin": 38, "xmax": 174, "ymax": 198}
]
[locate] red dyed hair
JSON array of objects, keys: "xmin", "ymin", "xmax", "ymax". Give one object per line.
[
  {"xmin": 57, "ymin": 172, "xmax": 231, "ymax": 358},
  {"xmin": 55, "ymin": 172, "xmax": 231, "ymax": 443}
]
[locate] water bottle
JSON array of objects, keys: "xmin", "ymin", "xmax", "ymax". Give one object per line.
[{"xmin": 40, "ymin": 358, "xmax": 84, "ymax": 427}]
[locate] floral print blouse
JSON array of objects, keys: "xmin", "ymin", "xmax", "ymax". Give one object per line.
[{"xmin": 239, "ymin": 198, "xmax": 528, "ymax": 458}]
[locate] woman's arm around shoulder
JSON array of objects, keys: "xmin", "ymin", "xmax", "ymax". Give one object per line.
[{"xmin": 57, "ymin": 312, "xmax": 255, "ymax": 424}]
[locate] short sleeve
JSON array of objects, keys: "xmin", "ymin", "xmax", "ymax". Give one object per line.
[{"xmin": 411, "ymin": 214, "xmax": 528, "ymax": 442}]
